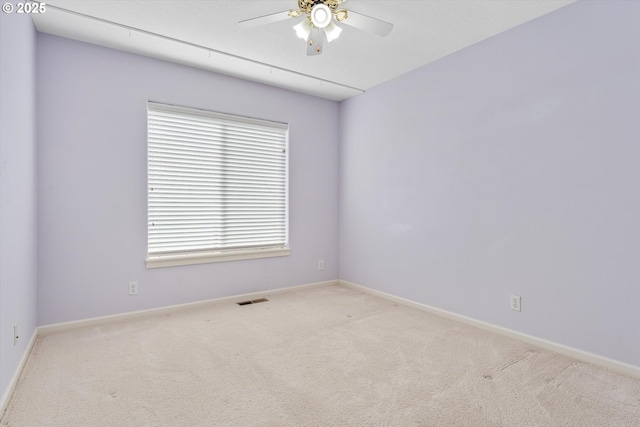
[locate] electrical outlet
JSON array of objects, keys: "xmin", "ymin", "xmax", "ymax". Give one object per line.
[
  {"xmin": 318, "ymin": 260, "xmax": 324, "ymax": 270},
  {"xmin": 14, "ymin": 324, "xmax": 19, "ymax": 346},
  {"xmin": 129, "ymin": 281, "xmax": 138, "ymax": 295},
  {"xmin": 510, "ymin": 295, "xmax": 521, "ymax": 312}
]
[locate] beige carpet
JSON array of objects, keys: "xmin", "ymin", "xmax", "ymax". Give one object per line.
[{"xmin": 2, "ymin": 284, "xmax": 640, "ymax": 426}]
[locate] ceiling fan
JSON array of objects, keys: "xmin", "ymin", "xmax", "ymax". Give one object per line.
[{"xmin": 239, "ymin": 0, "xmax": 393, "ymax": 56}]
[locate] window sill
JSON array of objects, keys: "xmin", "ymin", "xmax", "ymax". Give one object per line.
[{"xmin": 146, "ymin": 247, "xmax": 291, "ymax": 269}]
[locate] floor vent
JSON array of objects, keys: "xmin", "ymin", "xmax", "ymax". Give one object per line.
[
  {"xmin": 236, "ymin": 301, "xmax": 253, "ymax": 306},
  {"xmin": 236, "ymin": 298, "xmax": 269, "ymax": 306}
]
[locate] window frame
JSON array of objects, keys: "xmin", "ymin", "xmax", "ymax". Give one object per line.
[{"xmin": 146, "ymin": 102, "xmax": 290, "ymax": 269}]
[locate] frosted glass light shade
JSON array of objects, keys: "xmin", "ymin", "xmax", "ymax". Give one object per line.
[
  {"xmin": 293, "ymin": 19, "xmax": 312, "ymax": 40},
  {"xmin": 311, "ymin": 4, "xmax": 331, "ymax": 29},
  {"xmin": 324, "ymin": 22, "xmax": 342, "ymax": 42}
]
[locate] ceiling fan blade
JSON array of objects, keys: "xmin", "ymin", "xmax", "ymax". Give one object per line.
[
  {"xmin": 342, "ymin": 10, "xmax": 393, "ymax": 36},
  {"xmin": 306, "ymin": 27, "xmax": 324, "ymax": 56},
  {"xmin": 239, "ymin": 10, "xmax": 292, "ymax": 29}
]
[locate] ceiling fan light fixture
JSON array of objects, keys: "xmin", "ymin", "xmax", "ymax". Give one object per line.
[
  {"xmin": 240, "ymin": 0, "xmax": 393, "ymax": 56},
  {"xmin": 293, "ymin": 18, "xmax": 312, "ymax": 40},
  {"xmin": 324, "ymin": 21, "xmax": 342, "ymax": 43},
  {"xmin": 311, "ymin": 4, "xmax": 332, "ymax": 29}
]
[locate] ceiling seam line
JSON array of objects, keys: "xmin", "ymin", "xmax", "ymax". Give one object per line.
[{"xmin": 42, "ymin": 4, "xmax": 366, "ymax": 95}]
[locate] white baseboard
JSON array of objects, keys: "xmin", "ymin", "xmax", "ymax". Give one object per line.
[
  {"xmin": 339, "ymin": 279, "xmax": 640, "ymax": 379},
  {"xmin": 11, "ymin": 276, "xmax": 637, "ymax": 418},
  {"xmin": 0, "ymin": 328, "xmax": 38, "ymax": 418},
  {"xmin": 39, "ymin": 279, "xmax": 338, "ymax": 336},
  {"xmin": 3, "ymin": 279, "xmax": 336, "ymax": 415}
]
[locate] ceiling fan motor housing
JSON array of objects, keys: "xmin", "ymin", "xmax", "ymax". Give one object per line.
[{"xmin": 298, "ymin": 0, "xmax": 343, "ymax": 14}]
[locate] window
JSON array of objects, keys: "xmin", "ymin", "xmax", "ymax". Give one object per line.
[{"xmin": 147, "ymin": 102, "xmax": 289, "ymax": 268}]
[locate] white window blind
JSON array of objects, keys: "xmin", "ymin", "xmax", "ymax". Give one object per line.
[{"xmin": 147, "ymin": 102, "xmax": 288, "ymax": 266}]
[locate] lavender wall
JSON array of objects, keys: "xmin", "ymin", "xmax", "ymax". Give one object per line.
[
  {"xmin": 37, "ymin": 35, "xmax": 339, "ymax": 325},
  {"xmin": 0, "ymin": 14, "xmax": 38, "ymax": 402},
  {"xmin": 339, "ymin": 1, "xmax": 640, "ymax": 366}
]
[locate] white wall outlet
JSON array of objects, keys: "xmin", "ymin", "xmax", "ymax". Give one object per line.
[
  {"xmin": 318, "ymin": 260, "xmax": 324, "ymax": 270},
  {"xmin": 129, "ymin": 281, "xmax": 138, "ymax": 295},
  {"xmin": 511, "ymin": 295, "xmax": 521, "ymax": 312},
  {"xmin": 14, "ymin": 324, "xmax": 19, "ymax": 346}
]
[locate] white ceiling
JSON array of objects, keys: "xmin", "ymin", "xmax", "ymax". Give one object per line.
[{"xmin": 31, "ymin": 0, "xmax": 575, "ymax": 101}]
